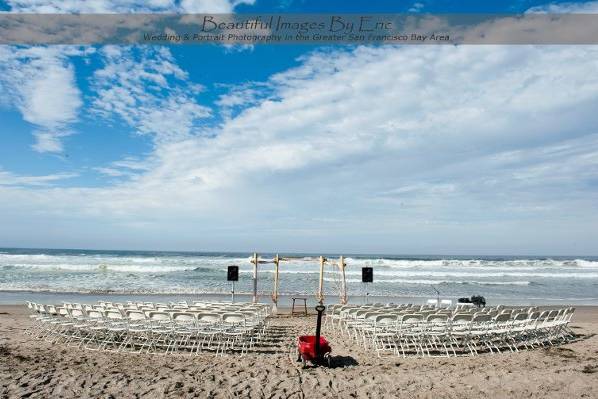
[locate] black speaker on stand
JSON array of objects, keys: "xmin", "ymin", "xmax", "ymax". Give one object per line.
[
  {"xmin": 227, "ymin": 265, "xmax": 239, "ymax": 302},
  {"xmin": 362, "ymin": 267, "xmax": 373, "ymax": 304}
]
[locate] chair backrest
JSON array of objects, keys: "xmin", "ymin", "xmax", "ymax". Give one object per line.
[
  {"xmin": 538, "ymin": 310, "xmax": 552, "ymax": 322},
  {"xmin": 126, "ymin": 310, "xmax": 147, "ymax": 320},
  {"xmin": 238, "ymin": 310, "xmax": 258, "ymax": 319},
  {"xmin": 451, "ymin": 313, "xmax": 472, "ymax": 323},
  {"xmin": 364, "ymin": 312, "xmax": 381, "ymax": 321},
  {"xmin": 375, "ymin": 314, "xmax": 397, "ymax": 325},
  {"xmin": 346, "ymin": 308, "xmax": 361, "ymax": 317},
  {"xmin": 87, "ymin": 310, "xmax": 104, "ymax": 319},
  {"xmin": 435, "ymin": 310, "xmax": 452, "ymax": 316},
  {"xmin": 547, "ymin": 309, "xmax": 559, "ymax": 321},
  {"xmin": 222, "ymin": 313, "xmax": 245, "ymax": 324},
  {"xmin": 528, "ymin": 311, "xmax": 541, "ymax": 319},
  {"xmin": 172, "ymin": 312, "xmax": 195, "ymax": 322},
  {"xmin": 427, "ymin": 314, "xmax": 448, "ymax": 322},
  {"xmin": 472, "ymin": 314, "xmax": 491, "ymax": 323},
  {"xmin": 148, "ymin": 311, "xmax": 171, "ymax": 321},
  {"xmin": 197, "ymin": 313, "xmax": 221, "ymax": 323},
  {"xmin": 565, "ymin": 307, "xmax": 576, "ymax": 322},
  {"xmin": 328, "ymin": 304, "xmax": 340, "ymax": 313},
  {"xmin": 513, "ymin": 313, "xmax": 528, "ymax": 321},
  {"xmin": 401, "ymin": 313, "xmax": 423, "ymax": 323},
  {"xmin": 494, "ymin": 313, "xmax": 511, "ymax": 322},
  {"xmin": 105, "ymin": 310, "xmax": 123, "ymax": 319}
]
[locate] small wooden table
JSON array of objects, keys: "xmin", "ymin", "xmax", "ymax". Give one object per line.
[{"xmin": 291, "ymin": 297, "xmax": 308, "ymax": 316}]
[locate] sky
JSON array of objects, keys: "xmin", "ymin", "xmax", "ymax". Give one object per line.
[{"xmin": 0, "ymin": 0, "xmax": 598, "ymax": 255}]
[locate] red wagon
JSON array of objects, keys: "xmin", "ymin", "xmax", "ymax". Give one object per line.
[
  {"xmin": 295, "ymin": 305, "xmax": 333, "ymax": 367},
  {"xmin": 297, "ymin": 335, "xmax": 331, "ymax": 362}
]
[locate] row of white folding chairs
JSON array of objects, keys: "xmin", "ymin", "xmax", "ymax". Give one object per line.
[
  {"xmin": 28, "ymin": 305, "xmax": 264, "ymax": 355},
  {"xmin": 337, "ymin": 307, "xmax": 575, "ymax": 357},
  {"xmin": 119, "ymin": 300, "xmax": 270, "ymax": 312},
  {"xmin": 335, "ymin": 305, "xmax": 570, "ymax": 338},
  {"xmin": 28, "ymin": 301, "xmax": 269, "ymax": 330},
  {"xmin": 26, "ymin": 302, "xmax": 267, "ymax": 355},
  {"xmin": 59, "ymin": 301, "xmax": 270, "ymax": 320},
  {"xmin": 325, "ymin": 303, "xmax": 538, "ymax": 327},
  {"xmin": 77, "ymin": 300, "xmax": 269, "ymax": 311},
  {"xmin": 361, "ymin": 308, "xmax": 574, "ymax": 357},
  {"xmin": 325, "ymin": 304, "xmax": 483, "ymax": 328}
]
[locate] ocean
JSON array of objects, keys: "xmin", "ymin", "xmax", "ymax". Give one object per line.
[{"xmin": 1, "ymin": 248, "xmax": 597, "ymax": 305}]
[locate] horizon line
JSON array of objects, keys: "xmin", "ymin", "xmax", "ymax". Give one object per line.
[{"xmin": 1, "ymin": 246, "xmax": 597, "ymax": 259}]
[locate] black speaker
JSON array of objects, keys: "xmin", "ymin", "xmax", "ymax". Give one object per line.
[
  {"xmin": 227, "ymin": 265, "xmax": 239, "ymax": 281},
  {"xmin": 362, "ymin": 267, "xmax": 373, "ymax": 283}
]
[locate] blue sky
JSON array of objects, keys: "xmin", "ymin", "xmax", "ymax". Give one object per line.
[{"xmin": 1, "ymin": 0, "xmax": 598, "ymax": 255}]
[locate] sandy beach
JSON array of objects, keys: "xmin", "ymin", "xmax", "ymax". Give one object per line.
[{"xmin": 0, "ymin": 304, "xmax": 597, "ymax": 398}]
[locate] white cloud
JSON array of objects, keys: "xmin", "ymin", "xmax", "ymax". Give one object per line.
[
  {"xmin": 4, "ymin": 0, "xmax": 255, "ymax": 13},
  {"xmin": 1, "ymin": 0, "xmax": 255, "ymax": 153},
  {"xmin": 0, "ymin": 169, "xmax": 77, "ymax": 186},
  {"xmin": 408, "ymin": 2, "xmax": 425, "ymax": 13},
  {"xmin": 91, "ymin": 46, "xmax": 211, "ymax": 144},
  {"xmin": 179, "ymin": 0, "xmax": 255, "ymax": 13},
  {"xmin": 0, "ymin": 46, "xmax": 86, "ymax": 153},
  {"xmin": 93, "ymin": 156, "xmax": 151, "ymax": 178},
  {"xmin": 215, "ymin": 81, "xmax": 271, "ymax": 119},
  {"xmin": 526, "ymin": 1, "xmax": 598, "ymax": 13}
]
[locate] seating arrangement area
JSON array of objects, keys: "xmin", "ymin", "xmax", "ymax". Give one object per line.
[
  {"xmin": 325, "ymin": 303, "xmax": 576, "ymax": 357},
  {"xmin": 25, "ymin": 300, "xmax": 272, "ymax": 355},
  {"xmin": 25, "ymin": 299, "xmax": 577, "ymax": 359}
]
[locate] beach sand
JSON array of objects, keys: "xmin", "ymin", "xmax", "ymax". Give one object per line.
[{"xmin": 1, "ymin": 304, "xmax": 597, "ymax": 398}]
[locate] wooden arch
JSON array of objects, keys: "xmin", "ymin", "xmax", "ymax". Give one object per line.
[{"xmin": 249, "ymin": 253, "xmax": 349, "ymax": 309}]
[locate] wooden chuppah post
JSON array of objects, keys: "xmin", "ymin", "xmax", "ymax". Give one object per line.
[
  {"xmin": 339, "ymin": 255, "xmax": 348, "ymax": 304},
  {"xmin": 272, "ymin": 254, "xmax": 280, "ymax": 312},
  {"xmin": 252, "ymin": 252, "xmax": 259, "ymax": 303},
  {"xmin": 318, "ymin": 255, "xmax": 326, "ymax": 304}
]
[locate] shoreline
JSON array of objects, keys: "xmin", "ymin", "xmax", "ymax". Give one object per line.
[{"xmin": 2, "ymin": 290, "xmax": 598, "ymax": 306}]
